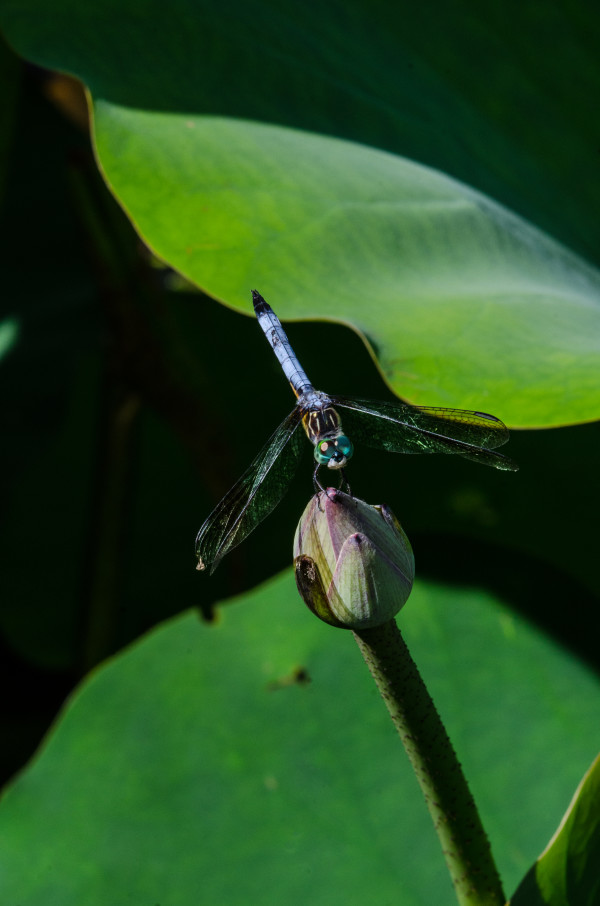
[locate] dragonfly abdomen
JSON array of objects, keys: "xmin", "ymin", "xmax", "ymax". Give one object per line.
[{"xmin": 252, "ymin": 290, "xmax": 314, "ymax": 398}]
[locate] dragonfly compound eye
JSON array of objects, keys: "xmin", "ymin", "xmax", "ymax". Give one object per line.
[{"xmin": 314, "ymin": 435, "xmax": 354, "ymax": 469}]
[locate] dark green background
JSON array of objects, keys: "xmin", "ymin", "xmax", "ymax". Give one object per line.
[
  {"xmin": 2, "ymin": 52, "xmax": 599, "ymax": 784},
  {"xmin": 1, "ymin": 2, "xmax": 600, "ymax": 902}
]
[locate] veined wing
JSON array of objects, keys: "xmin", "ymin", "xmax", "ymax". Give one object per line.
[
  {"xmin": 195, "ymin": 408, "xmax": 304, "ymax": 574},
  {"xmin": 331, "ymin": 396, "xmax": 518, "ymax": 471}
]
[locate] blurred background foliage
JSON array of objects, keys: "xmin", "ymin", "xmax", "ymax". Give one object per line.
[{"xmin": 0, "ymin": 1, "xmax": 600, "ymax": 899}]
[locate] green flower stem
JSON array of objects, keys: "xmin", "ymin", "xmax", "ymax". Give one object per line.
[{"xmin": 353, "ymin": 619, "xmax": 505, "ymax": 906}]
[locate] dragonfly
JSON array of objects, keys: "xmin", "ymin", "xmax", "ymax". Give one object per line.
[{"xmin": 196, "ymin": 290, "xmax": 518, "ymax": 573}]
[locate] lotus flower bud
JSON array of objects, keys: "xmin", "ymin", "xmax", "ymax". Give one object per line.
[{"xmin": 293, "ymin": 489, "xmax": 414, "ymax": 629}]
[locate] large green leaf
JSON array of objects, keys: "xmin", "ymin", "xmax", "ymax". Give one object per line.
[
  {"xmin": 93, "ymin": 106, "xmax": 600, "ymax": 427},
  {"xmin": 1, "ymin": 571, "xmax": 599, "ymax": 905},
  {"xmin": 1, "ymin": 0, "xmax": 598, "ymax": 263},
  {"xmin": 2, "ymin": 1, "xmax": 600, "ymax": 427}
]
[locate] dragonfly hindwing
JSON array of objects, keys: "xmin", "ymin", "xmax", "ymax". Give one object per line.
[{"xmin": 195, "ymin": 409, "xmax": 304, "ymax": 573}]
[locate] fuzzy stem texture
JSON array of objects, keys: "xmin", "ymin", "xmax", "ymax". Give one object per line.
[{"xmin": 353, "ymin": 619, "xmax": 505, "ymax": 906}]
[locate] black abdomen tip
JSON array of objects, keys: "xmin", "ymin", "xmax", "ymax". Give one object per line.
[{"xmin": 251, "ymin": 289, "xmax": 271, "ymax": 314}]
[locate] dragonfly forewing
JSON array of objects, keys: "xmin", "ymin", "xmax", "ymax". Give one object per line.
[
  {"xmin": 195, "ymin": 409, "xmax": 305, "ymax": 574},
  {"xmin": 331, "ymin": 396, "xmax": 518, "ymax": 471}
]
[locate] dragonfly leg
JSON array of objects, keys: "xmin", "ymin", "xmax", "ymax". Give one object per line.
[
  {"xmin": 313, "ymin": 465, "xmax": 339, "ymax": 509},
  {"xmin": 313, "ymin": 465, "xmax": 326, "ymax": 510},
  {"xmin": 313, "ymin": 465, "xmax": 349, "ymax": 510},
  {"xmin": 339, "ymin": 469, "xmax": 351, "ymax": 496},
  {"xmin": 313, "ymin": 464, "xmax": 326, "ymax": 495}
]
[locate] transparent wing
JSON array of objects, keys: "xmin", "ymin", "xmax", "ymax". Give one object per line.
[
  {"xmin": 331, "ymin": 396, "xmax": 518, "ymax": 471},
  {"xmin": 195, "ymin": 409, "xmax": 305, "ymax": 574}
]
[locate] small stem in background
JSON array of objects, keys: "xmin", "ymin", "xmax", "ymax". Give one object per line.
[
  {"xmin": 82, "ymin": 390, "xmax": 140, "ymax": 670},
  {"xmin": 353, "ymin": 620, "xmax": 505, "ymax": 906},
  {"xmin": 67, "ymin": 140, "xmax": 236, "ymax": 501}
]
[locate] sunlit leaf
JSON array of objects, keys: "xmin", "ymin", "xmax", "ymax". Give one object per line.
[{"xmin": 91, "ymin": 107, "xmax": 600, "ymax": 427}]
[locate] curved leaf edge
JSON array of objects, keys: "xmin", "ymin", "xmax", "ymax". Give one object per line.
[
  {"xmin": 509, "ymin": 752, "xmax": 600, "ymax": 906},
  {"xmin": 88, "ymin": 101, "xmax": 600, "ymax": 430}
]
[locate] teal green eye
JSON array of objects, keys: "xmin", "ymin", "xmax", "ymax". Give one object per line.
[
  {"xmin": 314, "ymin": 440, "xmax": 335, "ymax": 465},
  {"xmin": 336, "ymin": 435, "xmax": 353, "ymax": 457},
  {"xmin": 314, "ymin": 435, "xmax": 354, "ymax": 467}
]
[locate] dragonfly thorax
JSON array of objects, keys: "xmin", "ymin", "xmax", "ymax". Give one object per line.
[{"xmin": 302, "ymin": 402, "xmax": 354, "ymax": 470}]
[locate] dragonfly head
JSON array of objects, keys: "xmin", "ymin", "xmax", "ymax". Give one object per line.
[{"xmin": 314, "ymin": 434, "xmax": 354, "ymax": 470}]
